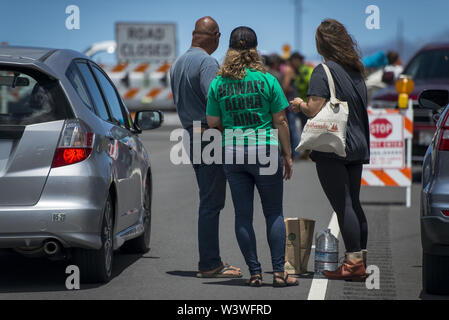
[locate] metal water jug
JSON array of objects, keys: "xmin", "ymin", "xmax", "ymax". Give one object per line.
[{"xmin": 314, "ymin": 228, "xmax": 339, "ymax": 277}]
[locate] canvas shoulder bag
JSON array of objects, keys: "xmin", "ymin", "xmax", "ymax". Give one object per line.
[{"xmin": 295, "ymin": 63, "xmax": 349, "ymax": 157}]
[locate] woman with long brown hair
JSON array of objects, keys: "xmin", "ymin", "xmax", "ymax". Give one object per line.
[
  {"xmin": 206, "ymin": 26, "xmax": 297, "ymax": 287},
  {"xmin": 291, "ymin": 19, "xmax": 370, "ymax": 281}
]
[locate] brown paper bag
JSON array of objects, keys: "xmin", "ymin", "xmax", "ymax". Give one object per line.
[{"xmin": 284, "ymin": 218, "xmax": 315, "ymax": 274}]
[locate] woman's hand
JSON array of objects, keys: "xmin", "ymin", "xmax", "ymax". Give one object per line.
[
  {"xmin": 289, "ymin": 97, "xmax": 304, "ymax": 113},
  {"xmin": 292, "ymin": 96, "xmax": 327, "ymax": 118},
  {"xmin": 282, "ymin": 154, "xmax": 293, "ymax": 180}
]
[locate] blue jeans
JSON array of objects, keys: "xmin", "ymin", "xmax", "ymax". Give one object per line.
[
  {"xmin": 223, "ymin": 147, "xmax": 286, "ymax": 275},
  {"xmin": 187, "ymin": 127, "xmax": 227, "ymax": 271}
]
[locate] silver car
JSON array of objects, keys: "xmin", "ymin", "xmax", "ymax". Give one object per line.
[
  {"xmin": 0, "ymin": 46, "xmax": 163, "ymax": 283},
  {"xmin": 420, "ymin": 89, "xmax": 449, "ymax": 295}
]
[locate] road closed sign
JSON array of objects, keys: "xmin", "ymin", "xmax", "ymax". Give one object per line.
[
  {"xmin": 366, "ymin": 113, "xmax": 405, "ymax": 169},
  {"xmin": 116, "ymin": 23, "xmax": 176, "ymax": 62}
]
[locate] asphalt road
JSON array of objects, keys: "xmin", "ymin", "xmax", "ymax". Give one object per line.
[{"xmin": 0, "ymin": 125, "xmax": 447, "ymax": 300}]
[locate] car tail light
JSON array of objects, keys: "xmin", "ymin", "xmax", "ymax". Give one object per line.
[
  {"xmin": 442, "ymin": 210, "xmax": 449, "ymax": 217},
  {"xmin": 438, "ymin": 129, "xmax": 449, "ymax": 151},
  {"xmin": 437, "ymin": 112, "xmax": 449, "ymax": 151},
  {"xmin": 52, "ymin": 119, "xmax": 94, "ymax": 168}
]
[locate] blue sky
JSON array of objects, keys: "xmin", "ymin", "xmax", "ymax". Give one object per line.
[{"xmin": 1, "ymin": 0, "xmax": 448, "ymax": 63}]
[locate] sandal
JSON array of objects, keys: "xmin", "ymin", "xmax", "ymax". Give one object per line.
[
  {"xmin": 273, "ymin": 272, "xmax": 299, "ymax": 287},
  {"xmin": 247, "ymin": 274, "xmax": 263, "ymax": 287},
  {"xmin": 196, "ymin": 263, "xmax": 242, "ymax": 278}
]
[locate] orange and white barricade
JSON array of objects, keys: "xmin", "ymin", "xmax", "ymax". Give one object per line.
[
  {"xmin": 102, "ymin": 61, "xmax": 174, "ymax": 111},
  {"xmin": 363, "ymin": 99, "xmax": 414, "ymax": 207}
]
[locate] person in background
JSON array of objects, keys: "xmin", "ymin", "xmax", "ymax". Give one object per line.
[
  {"xmin": 170, "ymin": 16, "xmax": 242, "ymax": 278},
  {"xmin": 383, "ymin": 51, "xmax": 403, "ymax": 82},
  {"xmin": 206, "ymin": 26, "xmax": 297, "ymax": 287},
  {"xmin": 362, "ymin": 51, "xmax": 389, "ymax": 69},
  {"xmin": 265, "ymin": 53, "xmax": 282, "ymax": 83},
  {"xmin": 292, "ymin": 53, "xmax": 314, "ymax": 160},
  {"xmin": 290, "ymin": 19, "xmax": 370, "ymax": 281},
  {"xmin": 281, "ymin": 52, "xmax": 302, "ymax": 160},
  {"xmin": 365, "ymin": 50, "xmax": 404, "ymax": 99}
]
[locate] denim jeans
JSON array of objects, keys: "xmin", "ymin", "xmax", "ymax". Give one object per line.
[
  {"xmin": 187, "ymin": 127, "xmax": 227, "ymax": 271},
  {"xmin": 223, "ymin": 147, "xmax": 286, "ymax": 275}
]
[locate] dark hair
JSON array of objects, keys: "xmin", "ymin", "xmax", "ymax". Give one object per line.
[
  {"xmin": 387, "ymin": 51, "xmax": 399, "ymax": 65},
  {"xmin": 289, "ymin": 52, "xmax": 304, "ymax": 61},
  {"xmin": 229, "ymin": 26, "xmax": 258, "ymax": 50},
  {"xmin": 315, "ymin": 19, "xmax": 365, "ymax": 75},
  {"xmin": 218, "ymin": 26, "xmax": 265, "ymax": 80}
]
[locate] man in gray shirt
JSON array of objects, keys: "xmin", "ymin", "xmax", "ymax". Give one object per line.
[{"xmin": 170, "ymin": 16, "xmax": 241, "ymax": 278}]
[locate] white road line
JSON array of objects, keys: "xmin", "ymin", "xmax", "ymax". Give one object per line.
[{"xmin": 307, "ymin": 211, "xmax": 340, "ymax": 300}]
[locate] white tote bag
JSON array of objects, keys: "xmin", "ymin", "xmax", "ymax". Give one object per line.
[{"xmin": 295, "ymin": 63, "xmax": 349, "ymax": 157}]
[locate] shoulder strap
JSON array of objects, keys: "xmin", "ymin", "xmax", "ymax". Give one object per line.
[{"xmin": 321, "ymin": 63, "xmax": 338, "ymax": 104}]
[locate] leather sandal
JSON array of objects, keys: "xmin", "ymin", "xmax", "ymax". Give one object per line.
[
  {"xmin": 248, "ymin": 274, "xmax": 263, "ymax": 287},
  {"xmin": 273, "ymin": 272, "xmax": 299, "ymax": 287}
]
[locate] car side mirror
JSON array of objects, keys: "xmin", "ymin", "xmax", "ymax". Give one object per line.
[
  {"xmin": 134, "ymin": 110, "xmax": 164, "ymax": 131},
  {"xmin": 419, "ymin": 89, "xmax": 449, "ymax": 110}
]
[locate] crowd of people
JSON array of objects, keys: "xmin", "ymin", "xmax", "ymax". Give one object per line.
[{"xmin": 262, "ymin": 52, "xmax": 314, "ymax": 160}]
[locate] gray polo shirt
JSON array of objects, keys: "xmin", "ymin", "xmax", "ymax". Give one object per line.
[{"xmin": 170, "ymin": 47, "xmax": 219, "ymax": 129}]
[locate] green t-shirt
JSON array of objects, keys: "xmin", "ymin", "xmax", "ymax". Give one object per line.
[{"xmin": 206, "ymin": 68, "xmax": 289, "ymax": 146}]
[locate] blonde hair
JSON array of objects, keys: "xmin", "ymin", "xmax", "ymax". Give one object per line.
[{"xmin": 217, "ymin": 48, "xmax": 266, "ymax": 80}]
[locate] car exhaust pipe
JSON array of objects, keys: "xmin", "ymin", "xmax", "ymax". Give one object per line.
[{"xmin": 43, "ymin": 240, "xmax": 60, "ymax": 256}]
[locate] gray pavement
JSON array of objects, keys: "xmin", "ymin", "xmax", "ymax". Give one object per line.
[{"xmin": 0, "ymin": 126, "xmax": 447, "ymax": 300}]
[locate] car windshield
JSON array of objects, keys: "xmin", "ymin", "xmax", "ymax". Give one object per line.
[
  {"xmin": 404, "ymin": 49, "xmax": 449, "ymax": 80},
  {"xmin": 0, "ymin": 68, "xmax": 71, "ymax": 125}
]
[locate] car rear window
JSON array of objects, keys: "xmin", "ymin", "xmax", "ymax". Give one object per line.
[
  {"xmin": 404, "ymin": 49, "xmax": 449, "ymax": 80},
  {"xmin": 0, "ymin": 67, "xmax": 72, "ymax": 125}
]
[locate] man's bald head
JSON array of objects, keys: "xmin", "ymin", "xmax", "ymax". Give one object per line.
[
  {"xmin": 192, "ymin": 16, "xmax": 220, "ymax": 55},
  {"xmin": 194, "ymin": 16, "xmax": 218, "ymax": 34}
]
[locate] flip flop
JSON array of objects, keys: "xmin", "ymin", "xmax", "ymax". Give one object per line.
[
  {"xmin": 222, "ymin": 262, "xmax": 241, "ymax": 272},
  {"xmin": 196, "ymin": 264, "xmax": 243, "ymax": 278}
]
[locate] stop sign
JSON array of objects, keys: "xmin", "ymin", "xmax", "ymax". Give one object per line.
[{"xmin": 370, "ymin": 118, "xmax": 393, "ymax": 138}]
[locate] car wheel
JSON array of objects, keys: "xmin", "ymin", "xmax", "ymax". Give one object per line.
[
  {"xmin": 121, "ymin": 179, "xmax": 151, "ymax": 254},
  {"xmin": 423, "ymin": 252, "xmax": 449, "ymax": 295},
  {"xmin": 72, "ymin": 194, "xmax": 114, "ymax": 283}
]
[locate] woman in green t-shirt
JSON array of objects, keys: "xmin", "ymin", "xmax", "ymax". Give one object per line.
[{"xmin": 206, "ymin": 26, "xmax": 297, "ymax": 287}]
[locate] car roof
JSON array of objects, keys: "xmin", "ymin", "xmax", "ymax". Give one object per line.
[
  {"xmin": 0, "ymin": 45, "xmax": 89, "ymax": 79},
  {"xmin": 421, "ymin": 42, "xmax": 449, "ymax": 51}
]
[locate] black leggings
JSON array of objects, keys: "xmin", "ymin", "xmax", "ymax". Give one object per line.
[{"xmin": 315, "ymin": 159, "xmax": 368, "ymax": 252}]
